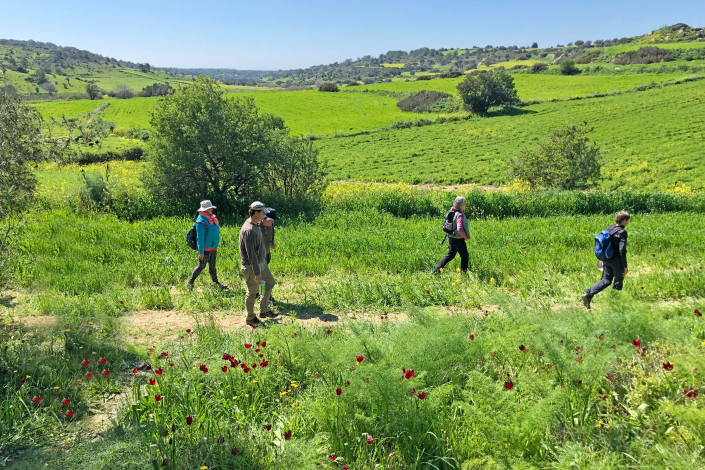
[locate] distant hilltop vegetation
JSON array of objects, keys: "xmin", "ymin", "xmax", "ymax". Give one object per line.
[{"xmin": 1, "ymin": 23, "xmax": 703, "ymax": 96}]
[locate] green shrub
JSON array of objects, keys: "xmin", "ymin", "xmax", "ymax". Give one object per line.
[
  {"xmin": 560, "ymin": 59, "xmax": 580, "ymax": 75},
  {"xmin": 457, "ymin": 71, "xmax": 519, "ymax": 115},
  {"xmin": 396, "ymin": 90, "xmax": 454, "ymax": 113},
  {"xmin": 318, "ymin": 82, "xmax": 339, "ymax": 92},
  {"xmin": 530, "ymin": 62, "xmax": 548, "ymax": 73}
]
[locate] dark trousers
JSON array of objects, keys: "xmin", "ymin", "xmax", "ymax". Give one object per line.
[
  {"xmin": 435, "ymin": 237, "xmax": 469, "ymax": 273},
  {"xmin": 189, "ymin": 250, "xmax": 219, "ymax": 284},
  {"xmin": 265, "ymin": 251, "xmax": 271, "ymax": 265},
  {"xmin": 586, "ymin": 259, "xmax": 624, "ymax": 297}
]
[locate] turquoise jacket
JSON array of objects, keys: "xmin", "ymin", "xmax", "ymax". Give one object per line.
[{"xmin": 196, "ymin": 215, "xmax": 220, "ymax": 254}]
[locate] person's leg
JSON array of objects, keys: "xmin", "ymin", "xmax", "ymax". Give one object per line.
[
  {"xmin": 611, "ymin": 262, "xmax": 625, "ymax": 290},
  {"xmin": 435, "ymin": 240, "xmax": 458, "ymax": 272},
  {"xmin": 241, "ymin": 265, "xmax": 259, "ymax": 322},
  {"xmin": 258, "ymin": 262, "xmax": 277, "ymax": 315},
  {"xmin": 206, "ymin": 251, "xmax": 219, "ymax": 283},
  {"xmin": 586, "ymin": 263, "xmax": 615, "ymax": 297},
  {"xmin": 188, "ymin": 255, "xmax": 208, "ymax": 285},
  {"xmin": 265, "ymin": 250, "xmax": 271, "ymax": 265},
  {"xmin": 453, "ymin": 238, "xmax": 469, "ymax": 273}
]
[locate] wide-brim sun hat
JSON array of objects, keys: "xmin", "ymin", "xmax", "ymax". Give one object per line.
[
  {"xmin": 198, "ymin": 200, "xmax": 217, "ymax": 212},
  {"xmin": 249, "ymin": 201, "xmax": 266, "ymax": 211}
]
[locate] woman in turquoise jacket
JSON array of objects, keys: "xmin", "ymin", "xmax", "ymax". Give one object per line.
[{"xmin": 187, "ymin": 200, "xmax": 227, "ymax": 291}]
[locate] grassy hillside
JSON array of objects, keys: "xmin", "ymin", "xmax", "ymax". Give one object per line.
[{"xmin": 316, "ymin": 79, "xmax": 705, "ymax": 190}]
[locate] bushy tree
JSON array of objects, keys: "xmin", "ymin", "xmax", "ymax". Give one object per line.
[
  {"xmin": 509, "ymin": 121, "xmax": 601, "ymax": 190},
  {"xmin": 318, "ymin": 82, "xmax": 339, "ymax": 92},
  {"xmin": 456, "ymin": 71, "xmax": 518, "ymax": 115},
  {"xmin": 559, "ymin": 59, "xmax": 580, "ymax": 75},
  {"xmin": 531, "ymin": 42, "xmax": 538, "ymax": 48},
  {"xmin": 146, "ymin": 76, "xmax": 325, "ymax": 212},
  {"xmin": 40, "ymin": 81, "xmax": 57, "ymax": 93},
  {"xmin": 86, "ymin": 83, "xmax": 101, "ymax": 100},
  {"xmin": 109, "ymin": 84, "xmax": 134, "ymax": 99},
  {"xmin": 530, "ymin": 62, "xmax": 548, "ymax": 73}
]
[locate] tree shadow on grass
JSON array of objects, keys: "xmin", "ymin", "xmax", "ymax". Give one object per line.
[
  {"xmin": 0, "ymin": 294, "xmax": 17, "ymax": 309},
  {"xmin": 486, "ymin": 106, "xmax": 537, "ymax": 118},
  {"xmin": 269, "ymin": 300, "xmax": 339, "ymax": 322}
]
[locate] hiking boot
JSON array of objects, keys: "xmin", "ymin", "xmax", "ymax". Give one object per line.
[
  {"xmin": 581, "ymin": 293, "xmax": 592, "ymax": 310},
  {"xmin": 246, "ymin": 317, "xmax": 263, "ymax": 326},
  {"xmin": 255, "ymin": 293, "xmax": 261, "ymax": 299},
  {"xmin": 260, "ymin": 310, "xmax": 280, "ymax": 319},
  {"xmin": 214, "ymin": 283, "xmax": 229, "ymax": 291},
  {"xmin": 186, "ymin": 282, "xmax": 194, "ymax": 292}
]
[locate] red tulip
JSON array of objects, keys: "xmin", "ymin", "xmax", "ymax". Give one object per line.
[
  {"xmin": 149, "ymin": 378, "xmax": 156, "ymax": 386},
  {"xmin": 284, "ymin": 430, "xmax": 292, "ymax": 440},
  {"xmin": 663, "ymin": 362, "xmax": 674, "ymax": 371},
  {"xmin": 417, "ymin": 391, "xmax": 426, "ymax": 400},
  {"xmin": 519, "ymin": 345, "xmax": 526, "ymax": 352},
  {"xmin": 231, "ymin": 447, "xmax": 238, "ymax": 456},
  {"xmin": 265, "ymin": 424, "xmax": 272, "ymax": 430},
  {"xmin": 99, "ymin": 357, "xmax": 106, "ymax": 364},
  {"xmin": 260, "ymin": 360, "xmax": 269, "ymax": 367},
  {"xmin": 259, "ymin": 353, "xmax": 264, "ymax": 358},
  {"xmin": 684, "ymin": 389, "xmax": 698, "ymax": 400},
  {"xmin": 33, "ymin": 396, "xmax": 40, "ymax": 403},
  {"xmin": 426, "ymin": 290, "xmax": 430, "ymax": 295},
  {"xmin": 120, "ymin": 301, "xmax": 124, "ymax": 305},
  {"xmin": 222, "ymin": 366, "xmax": 228, "ymax": 373},
  {"xmin": 366, "ymin": 435, "xmax": 373, "ymax": 444},
  {"xmin": 255, "ymin": 348, "xmax": 261, "ymax": 353},
  {"xmin": 62, "ymin": 398, "xmax": 70, "ymax": 405},
  {"xmin": 356, "ymin": 355, "xmax": 364, "ymax": 363},
  {"xmin": 329, "ymin": 454, "xmax": 336, "ymax": 461},
  {"xmin": 21, "ymin": 377, "xmax": 27, "ymax": 384},
  {"xmin": 81, "ymin": 360, "xmax": 89, "ymax": 366},
  {"xmin": 169, "ymin": 363, "xmax": 174, "ymax": 367},
  {"xmin": 146, "ymin": 365, "xmax": 152, "ymax": 371},
  {"xmin": 160, "ymin": 352, "xmax": 168, "ymax": 358},
  {"xmin": 162, "ymin": 429, "xmax": 168, "ymax": 437},
  {"xmin": 403, "ymin": 369, "xmax": 415, "ymax": 379},
  {"xmin": 243, "ymin": 366, "xmax": 250, "ymax": 373},
  {"xmin": 326, "ymin": 329, "xmax": 332, "ymax": 334},
  {"xmin": 323, "ymin": 318, "xmax": 328, "ymax": 322},
  {"xmin": 343, "ymin": 466, "xmax": 349, "ymax": 470},
  {"xmin": 186, "ymin": 416, "xmax": 193, "ymax": 425},
  {"xmin": 186, "ymin": 329, "xmax": 192, "ymax": 334},
  {"xmin": 66, "ymin": 410, "xmax": 74, "ymax": 417},
  {"xmin": 245, "ymin": 344, "xmax": 252, "ymax": 349},
  {"xmin": 469, "ymin": 334, "xmax": 474, "ymax": 340},
  {"xmin": 155, "ymin": 368, "xmax": 163, "ymax": 375},
  {"xmin": 133, "ymin": 368, "xmax": 139, "ymax": 374},
  {"xmin": 261, "ymin": 342, "xmax": 267, "ymax": 348},
  {"xmin": 696, "ymin": 310, "xmax": 702, "ymax": 317},
  {"xmin": 155, "ymin": 395, "xmax": 162, "ymax": 401},
  {"xmin": 102, "ymin": 370, "xmax": 110, "ymax": 376},
  {"xmin": 85, "ymin": 372, "xmax": 93, "ymax": 378},
  {"xmin": 631, "ymin": 339, "xmax": 641, "ymax": 347},
  {"xmin": 161, "ymin": 459, "xmax": 169, "ymax": 467},
  {"xmin": 504, "ymin": 379, "xmax": 514, "ymax": 390},
  {"xmin": 251, "ymin": 363, "xmax": 257, "ymax": 369},
  {"xmin": 336, "ymin": 387, "xmax": 342, "ymax": 395},
  {"xmin": 652, "ymin": 254, "xmax": 655, "ymax": 257},
  {"xmin": 600, "ymin": 394, "xmax": 606, "ymax": 400}
]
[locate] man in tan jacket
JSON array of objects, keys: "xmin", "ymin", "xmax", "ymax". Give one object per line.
[{"xmin": 239, "ymin": 201, "xmax": 278, "ymax": 325}]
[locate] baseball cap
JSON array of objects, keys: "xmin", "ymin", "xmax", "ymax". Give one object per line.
[
  {"xmin": 264, "ymin": 208, "xmax": 281, "ymax": 220},
  {"xmin": 249, "ymin": 201, "xmax": 266, "ymax": 211}
]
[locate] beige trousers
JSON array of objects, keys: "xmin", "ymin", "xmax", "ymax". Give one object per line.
[{"xmin": 240, "ymin": 262, "xmax": 276, "ymax": 320}]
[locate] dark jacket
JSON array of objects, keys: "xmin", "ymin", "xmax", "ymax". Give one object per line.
[{"xmin": 607, "ymin": 224, "xmax": 628, "ymax": 268}]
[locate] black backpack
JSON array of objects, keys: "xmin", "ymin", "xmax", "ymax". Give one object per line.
[
  {"xmin": 441, "ymin": 210, "xmax": 458, "ymax": 236},
  {"xmin": 186, "ymin": 220, "xmax": 207, "ymax": 250}
]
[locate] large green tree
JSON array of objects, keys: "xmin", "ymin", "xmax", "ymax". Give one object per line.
[{"xmin": 456, "ymin": 71, "xmax": 519, "ymax": 115}]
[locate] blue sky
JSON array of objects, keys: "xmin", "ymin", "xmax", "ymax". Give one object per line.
[{"xmin": 1, "ymin": 0, "xmax": 703, "ymax": 70}]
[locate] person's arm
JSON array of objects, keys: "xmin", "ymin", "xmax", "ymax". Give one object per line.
[
  {"xmin": 245, "ymin": 229, "xmax": 261, "ymax": 276},
  {"xmin": 456, "ymin": 213, "xmax": 470, "ymax": 241},
  {"xmin": 196, "ymin": 220, "xmax": 205, "ymax": 256},
  {"xmin": 619, "ymin": 231, "xmax": 628, "ymax": 269}
]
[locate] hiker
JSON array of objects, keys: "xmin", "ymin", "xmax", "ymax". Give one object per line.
[
  {"xmin": 239, "ymin": 201, "xmax": 279, "ymax": 325},
  {"xmin": 260, "ymin": 208, "xmax": 280, "ymax": 265},
  {"xmin": 434, "ymin": 196, "xmax": 470, "ymax": 273},
  {"xmin": 582, "ymin": 211, "xmax": 630, "ymax": 309},
  {"xmin": 187, "ymin": 200, "xmax": 227, "ymax": 291}
]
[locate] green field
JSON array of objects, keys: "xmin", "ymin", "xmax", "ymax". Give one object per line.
[{"xmin": 316, "ymin": 78, "xmax": 705, "ymax": 190}]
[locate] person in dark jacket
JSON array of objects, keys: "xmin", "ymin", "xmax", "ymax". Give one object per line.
[
  {"xmin": 582, "ymin": 211, "xmax": 630, "ymax": 309},
  {"xmin": 434, "ymin": 196, "xmax": 470, "ymax": 273}
]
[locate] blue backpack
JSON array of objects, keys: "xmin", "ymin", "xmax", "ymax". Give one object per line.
[
  {"xmin": 186, "ymin": 220, "xmax": 207, "ymax": 250},
  {"xmin": 594, "ymin": 230, "xmax": 614, "ymax": 261}
]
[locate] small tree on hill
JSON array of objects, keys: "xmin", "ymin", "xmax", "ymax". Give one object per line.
[
  {"xmin": 456, "ymin": 71, "xmax": 518, "ymax": 115},
  {"xmin": 531, "ymin": 42, "xmax": 538, "ymax": 48},
  {"xmin": 109, "ymin": 84, "xmax": 134, "ymax": 99},
  {"xmin": 86, "ymin": 83, "xmax": 101, "ymax": 100},
  {"xmin": 559, "ymin": 59, "xmax": 580, "ymax": 75},
  {"xmin": 509, "ymin": 121, "xmax": 601, "ymax": 190},
  {"xmin": 318, "ymin": 82, "xmax": 339, "ymax": 92},
  {"xmin": 530, "ymin": 62, "xmax": 548, "ymax": 73}
]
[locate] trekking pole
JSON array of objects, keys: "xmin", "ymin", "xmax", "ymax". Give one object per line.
[{"xmin": 439, "ymin": 233, "xmax": 448, "ymax": 245}]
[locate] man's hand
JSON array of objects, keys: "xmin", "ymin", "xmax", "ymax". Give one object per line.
[
  {"xmin": 198, "ymin": 254, "xmax": 204, "ymax": 260},
  {"xmin": 623, "ymin": 268, "xmax": 629, "ymax": 276},
  {"xmin": 255, "ymin": 274, "xmax": 262, "ymax": 283},
  {"xmin": 271, "ymin": 244, "xmax": 276, "ymax": 250}
]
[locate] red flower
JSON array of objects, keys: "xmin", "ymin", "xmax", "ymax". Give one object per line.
[
  {"xmin": 469, "ymin": 334, "xmax": 474, "ymax": 340},
  {"xmin": 600, "ymin": 394, "xmax": 606, "ymax": 400},
  {"xmin": 21, "ymin": 377, "xmax": 27, "ymax": 384},
  {"xmin": 149, "ymin": 378, "xmax": 156, "ymax": 386},
  {"xmin": 544, "ymin": 279, "xmax": 548, "ymax": 282},
  {"xmin": 155, "ymin": 368, "xmax": 163, "ymax": 375},
  {"xmin": 284, "ymin": 430, "xmax": 292, "ymax": 440},
  {"xmin": 323, "ymin": 318, "xmax": 328, "ymax": 322},
  {"xmin": 160, "ymin": 352, "xmax": 168, "ymax": 358},
  {"xmin": 255, "ymin": 348, "xmax": 261, "ymax": 353},
  {"xmin": 356, "ymin": 355, "xmax": 364, "ymax": 363},
  {"xmin": 231, "ymin": 446, "xmax": 238, "ymax": 456},
  {"xmin": 326, "ymin": 329, "xmax": 332, "ymax": 334},
  {"xmin": 251, "ymin": 363, "xmax": 257, "ymax": 369},
  {"xmin": 243, "ymin": 366, "xmax": 250, "ymax": 373},
  {"xmin": 417, "ymin": 391, "xmax": 426, "ymax": 400},
  {"xmin": 256, "ymin": 341, "xmax": 261, "ymax": 346},
  {"xmin": 251, "ymin": 324, "xmax": 257, "ymax": 329},
  {"xmin": 336, "ymin": 387, "xmax": 342, "ymax": 395},
  {"xmin": 85, "ymin": 372, "xmax": 93, "ymax": 378},
  {"xmin": 260, "ymin": 360, "xmax": 269, "ymax": 367},
  {"xmin": 426, "ymin": 290, "xmax": 430, "ymax": 294},
  {"xmin": 66, "ymin": 410, "xmax": 74, "ymax": 417},
  {"xmin": 259, "ymin": 353, "xmax": 264, "ymax": 358},
  {"xmin": 403, "ymin": 369, "xmax": 415, "ymax": 379},
  {"xmin": 186, "ymin": 416, "xmax": 193, "ymax": 425},
  {"xmin": 62, "ymin": 398, "xmax": 70, "ymax": 405},
  {"xmin": 199, "ymin": 364, "xmax": 208, "ymax": 372},
  {"xmin": 265, "ymin": 424, "xmax": 272, "ymax": 430},
  {"xmin": 261, "ymin": 342, "xmax": 267, "ymax": 348},
  {"xmin": 366, "ymin": 435, "xmax": 373, "ymax": 444},
  {"xmin": 245, "ymin": 344, "xmax": 252, "ymax": 349},
  {"xmin": 519, "ymin": 345, "xmax": 526, "ymax": 352},
  {"xmin": 631, "ymin": 338, "xmax": 641, "ymax": 347},
  {"xmin": 222, "ymin": 366, "xmax": 228, "ymax": 373},
  {"xmin": 98, "ymin": 357, "xmax": 106, "ymax": 364},
  {"xmin": 344, "ymin": 466, "xmax": 349, "ymax": 470},
  {"xmin": 120, "ymin": 301, "xmax": 124, "ymax": 305},
  {"xmin": 504, "ymin": 379, "xmax": 514, "ymax": 390},
  {"xmin": 329, "ymin": 454, "xmax": 336, "ymax": 461},
  {"xmin": 696, "ymin": 309, "xmax": 702, "ymax": 317},
  {"xmin": 169, "ymin": 363, "xmax": 174, "ymax": 367},
  {"xmin": 652, "ymin": 254, "xmax": 655, "ymax": 257},
  {"xmin": 162, "ymin": 459, "xmax": 169, "ymax": 467},
  {"xmin": 663, "ymin": 362, "xmax": 674, "ymax": 371},
  {"xmin": 102, "ymin": 370, "xmax": 110, "ymax": 376},
  {"xmin": 637, "ymin": 347, "xmax": 647, "ymax": 356},
  {"xmin": 684, "ymin": 389, "xmax": 699, "ymax": 400},
  {"xmin": 133, "ymin": 368, "xmax": 139, "ymax": 374},
  {"xmin": 146, "ymin": 365, "xmax": 152, "ymax": 371},
  {"xmin": 680, "ymin": 267, "xmax": 684, "ymax": 270},
  {"xmin": 155, "ymin": 395, "xmax": 162, "ymax": 401},
  {"xmin": 186, "ymin": 329, "xmax": 192, "ymax": 334},
  {"xmin": 33, "ymin": 396, "xmax": 40, "ymax": 403},
  {"xmin": 81, "ymin": 360, "xmax": 89, "ymax": 366}
]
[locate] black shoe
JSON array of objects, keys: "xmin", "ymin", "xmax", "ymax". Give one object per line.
[
  {"xmin": 186, "ymin": 282, "xmax": 194, "ymax": 292},
  {"xmin": 269, "ymin": 296, "xmax": 276, "ymax": 303},
  {"xmin": 581, "ymin": 294, "xmax": 592, "ymax": 310},
  {"xmin": 255, "ymin": 293, "xmax": 261, "ymax": 299},
  {"xmin": 214, "ymin": 283, "xmax": 229, "ymax": 291},
  {"xmin": 246, "ymin": 317, "xmax": 263, "ymax": 326},
  {"xmin": 260, "ymin": 311, "xmax": 280, "ymax": 319}
]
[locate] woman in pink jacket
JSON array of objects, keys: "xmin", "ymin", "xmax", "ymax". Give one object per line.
[{"xmin": 434, "ymin": 196, "xmax": 470, "ymax": 273}]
